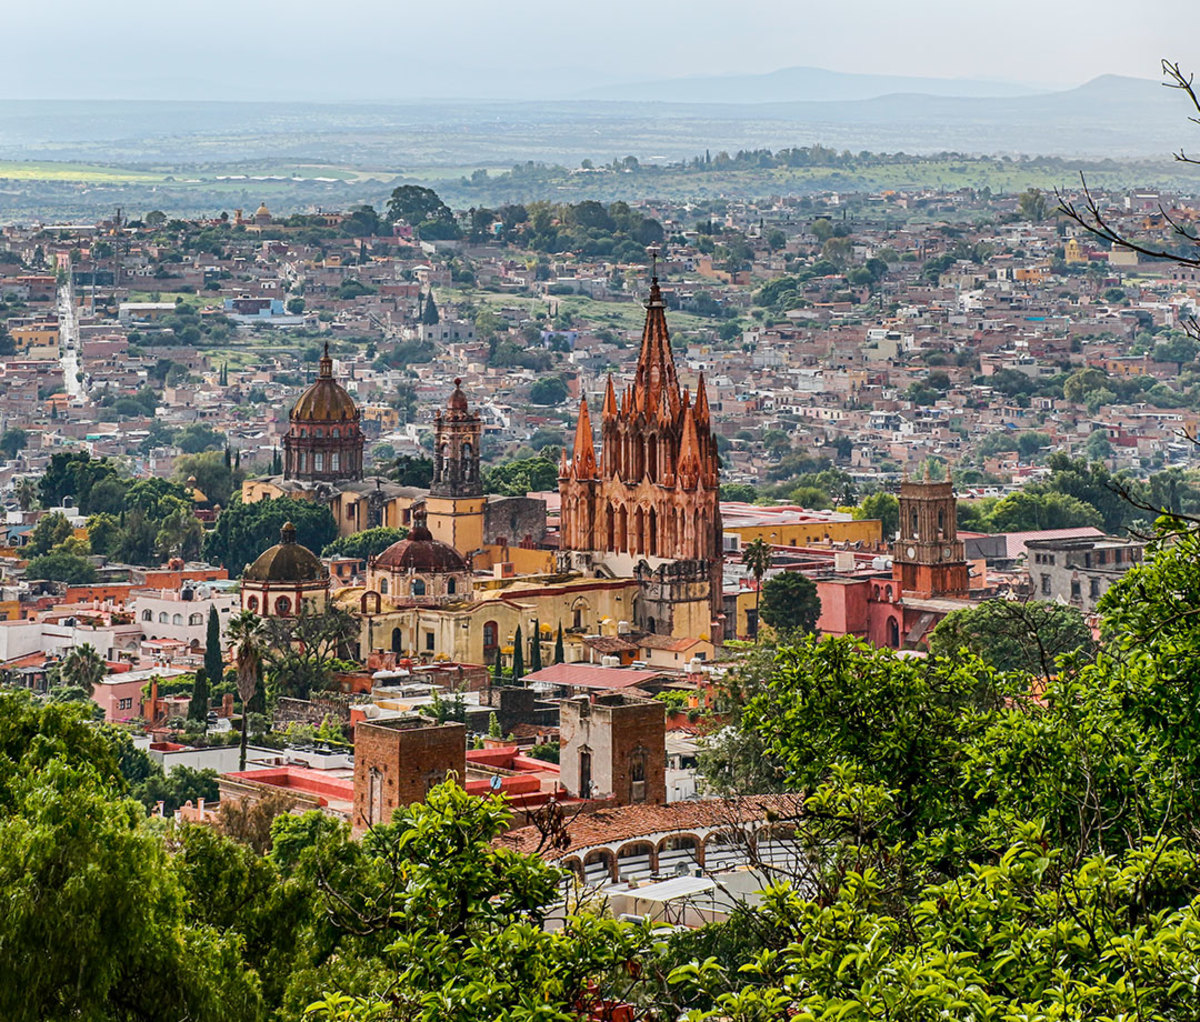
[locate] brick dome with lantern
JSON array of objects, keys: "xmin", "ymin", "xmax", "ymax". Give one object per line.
[
  {"xmin": 282, "ymin": 343, "xmax": 365, "ymax": 483},
  {"xmin": 366, "ymin": 514, "xmax": 472, "ymax": 607}
]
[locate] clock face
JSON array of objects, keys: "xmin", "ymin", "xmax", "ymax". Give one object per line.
[
  {"xmin": 943, "ymin": 545, "xmax": 952, "ymax": 557},
  {"xmin": 906, "ymin": 546, "xmax": 916, "ymax": 558}
]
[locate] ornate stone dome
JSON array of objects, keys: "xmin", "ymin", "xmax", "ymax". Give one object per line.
[
  {"xmin": 373, "ymin": 522, "xmax": 468, "ymax": 574},
  {"xmin": 291, "ymin": 345, "xmax": 360, "ymax": 423},
  {"xmin": 447, "ymin": 378, "xmax": 469, "ymax": 414},
  {"xmin": 243, "ymin": 522, "xmax": 326, "ymax": 582}
]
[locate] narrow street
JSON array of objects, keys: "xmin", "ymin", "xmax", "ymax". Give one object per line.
[{"xmin": 57, "ymin": 275, "xmax": 84, "ymax": 400}]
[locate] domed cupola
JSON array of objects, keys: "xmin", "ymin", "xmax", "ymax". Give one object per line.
[
  {"xmin": 367, "ymin": 514, "xmax": 472, "ymax": 606},
  {"xmin": 240, "ymin": 521, "xmax": 331, "ymax": 618},
  {"xmin": 283, "ymin": 343, "xmax": 365, "ymax": 482}
]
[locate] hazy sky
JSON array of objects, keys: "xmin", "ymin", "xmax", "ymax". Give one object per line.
[{"xmin": 4, "ymin": 0, "xmax": 1196, "ymax": 101}]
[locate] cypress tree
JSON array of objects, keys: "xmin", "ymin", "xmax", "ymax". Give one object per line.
[
  {"xmin": 530, "ymin": 618, "xmax": 543, "ymax": 673},
  {"xmin": 511, "ymin": 625, "xmax": 524, "ymax": 683},
  {"xmin": 421, "ymin": 291, "xmax": 439, "ymax": 325},
  {"xmin": 204, "ymin": 605, "xmax": 223, "ymax": 689},
  {"xmin": 493, "ymin": 646, "xmax": 504, "ymax": 683},
  {"xmin": 188, "ymin": 668, "xmax": 209, "ymax": 723},
  {"xmin": 554, "ymin": 623, "xmax": 564, "ymax": 664}
]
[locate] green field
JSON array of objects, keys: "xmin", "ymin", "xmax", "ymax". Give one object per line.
[{"xmin": 0, "ymin": 161, "xmax": 168, "ymax": 183}]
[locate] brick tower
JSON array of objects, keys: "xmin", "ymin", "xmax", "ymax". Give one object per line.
[
  {"xmin": 558, "ymin": 268, "xmax": 722, "ymax": 637},
  {"xmin": 891, "ymin": 475, "xmax": 970, "ymax": 599},
  {"xmin": 559, "ymin": 693, "xmax": 666, "ymax": 805}
]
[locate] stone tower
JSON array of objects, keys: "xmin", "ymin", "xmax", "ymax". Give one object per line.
[
  {"xmin": 559, "ymin": 693, "xmax": 666, "ymax": 805},
  {"xmin": 352, "ymin": 716, "xmax": 467, "ymax": 833},
  {"xmin": 558, "ymin": 272, "xmax": 723, "ymax": 637},
  {"xmin": 430, "ymin": 379, "xmax": 482, "ymax": 498},
  {"xmin": 426, "ymin": 380, "xmax": 486, "ymax": 559},
  {"xmin": 891, "ymin": 476, "xmax": 970, "ymax": 599}
]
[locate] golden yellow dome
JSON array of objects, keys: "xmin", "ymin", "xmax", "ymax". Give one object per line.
[
  {"xmin": 243, "ymin": 522, "xmax": 326, "ymax": 583},
  {"xmin": 290, "ymin": 345, "xmax": 360, "ymax": 423}
]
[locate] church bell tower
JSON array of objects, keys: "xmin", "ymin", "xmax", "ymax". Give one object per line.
[
  {"xmin": 426, "ymin": 379, "xmax": 485, "ymax": 559},
  {"xmin": 891, "ymin": 476, "xmax": 970, "ymax": 599}
]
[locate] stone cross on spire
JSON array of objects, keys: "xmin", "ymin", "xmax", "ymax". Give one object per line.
[{"xmin": 647, "ymin": 245, "xmax": 660, "ymax": 282}]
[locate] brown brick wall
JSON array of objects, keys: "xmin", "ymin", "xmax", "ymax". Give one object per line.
[
  {"xmin": 353, "ymin": 718, "xmax": 466, "ymax": 832},
  {"xmin": 560, "ymin": 695, "xmax": 665, "ymax": 805}
]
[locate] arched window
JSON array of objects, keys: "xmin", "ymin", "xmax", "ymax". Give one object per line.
[
  {"xmin": 411, "ymin": 578, "xmax": 426, "ymax": 597},
  {"xmin": 331, "ymin": 452, "xmax": 340, "ymax": 472},
  {"xmin": 391, "ymin": 627, "xmax": 403, "ymax": 653},
  {"xmin": 298, "ymin": 452, "xmax": 307, "ymax": 472},
  {"xmin": 379, "ymin": 577, "xmax": 389, "ymax": 595},
  {"xmin": 275, "ymin": 596, "xmax": 292, "ymax": 616},
  {"xmin": 885, "ymin": 585, "xmax": 893, "ymax": 601},
  {"xmin": 937, "ymin": 508, "xmax": 945, "ymax": 538},
  {"xmin": 247, "ymin": 596, "xmax": 259, "ymax": 612},
  {"xmin": 172, "ymin": 614, "xmax": 183, "ymax": 626},
  {"xmin": 630, "ymin": 751, "xmax": 648, "ymax": 802},
  {"xmin": 910, "ymin": 509, "xmax": 919, "ymax": 538},
  {"xmin": 483, "ymin": 620, "xmax": 499, "ymax": 652},
  {"xmin": 188, "ymin": 613, "xmax": 202, "ymax": 626},
  {"xmin": 887, "ymin": 617, "xmax": 900, "ymax": 648},
  {"xmin": 158, "ymin": 612, "xmax": 169, "ymax": 624},
  {"xmin": 142, "ymin": 609, "xmax": 153, "ymax": 622},
  {"xmin": 447, "ymin": 578, "xmax": 457, "ymax": 595},
  {"xmin": 314, "ymin": 453, "xmax": 324, "ymax": 473},
  {"xmin": 332, "ymin": 427, "xmax": 340, "ymax": 438}
]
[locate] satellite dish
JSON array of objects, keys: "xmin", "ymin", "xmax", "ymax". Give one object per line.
[{"xmin": 489, "ymin": 774, "xmax": 503, "ymax": 792}]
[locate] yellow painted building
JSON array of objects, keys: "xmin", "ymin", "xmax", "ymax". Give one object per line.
[
  {"xmin": 426, "ymin": 493, "xmax": 485, "ymax": 559},
  {"xmin": 724, "ymin": 516, "xmax": 882, "ymax": 549},
  {"xmin": 344, "ymin": 573, "xmax": 642, "ymax": 666},
  {"xmin": 10, "ymin": 322, "xmax": 60, "ymax": 356}
]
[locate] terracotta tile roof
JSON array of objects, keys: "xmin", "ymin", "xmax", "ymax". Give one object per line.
[
  {"xmin": 581, "ymin": 636, "xmax": 639, "ymax": 654},
  {"xmin": 637, "ymin": 634, "xmax": 705, "ymax": 652},
  {"xmin": 498, "ymin": 794, "xmax": 804, "ymax": 860},
  {"xmin": 521, "ymin": 663, "xmax": 667, "ymax": 689}
]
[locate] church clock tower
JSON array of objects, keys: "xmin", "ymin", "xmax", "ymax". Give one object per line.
[{"xmin": 891, "ymin": 476, "xmax": 970, "ymax": 599}]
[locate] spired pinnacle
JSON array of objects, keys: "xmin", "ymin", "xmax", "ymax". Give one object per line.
[{"xmin": 647, "ymin": 245, "xmax": 660, "ymax": 283}]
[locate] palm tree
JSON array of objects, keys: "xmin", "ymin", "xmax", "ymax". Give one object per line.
[
  {"xmin": 743, "ymin": 538, "xmax": 773, "ymax": 643},
  {"xmin": 227, "ymin": 610, "xmax": 266, "ymax": 770},
  {"xmin": 13, "ymin": 477, "xmax": 38, "ymax": 512},
  {"xmin": 59, "ymin": 642, "xmax": 107, "ymax": 695}
]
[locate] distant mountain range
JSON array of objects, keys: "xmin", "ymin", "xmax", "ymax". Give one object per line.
[
  {"xmin": 578, "ymin": 65, "xmax": 1043, "ymax": 104},
  {"xmin": 0, "ymin": 73, "xmax": 1190, "ymax": 168}
]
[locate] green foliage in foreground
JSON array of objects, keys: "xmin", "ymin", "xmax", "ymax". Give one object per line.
[{"xmin": 9, "ymin": 521, "xmax": 1200, "ymax": 1020}]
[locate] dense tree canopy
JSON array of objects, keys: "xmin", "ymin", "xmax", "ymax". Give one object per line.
[
  {"xmin": 483, "ymin": 456, "xmax": 559, "ymax": 496},
  {"xmin": 203, "ymin": 495, "xmax": 337, "ymax": 575},
  {"xmin": 928, "ymin": 598, "xmax": 1095, "ymax": 678},
  {"xmin": 322, "ymin": 527, "xmax": 408, "ymax": 562},
  {"xmin": 759, "ymin": 571, "xmax": 822, "ymax": 635}
]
